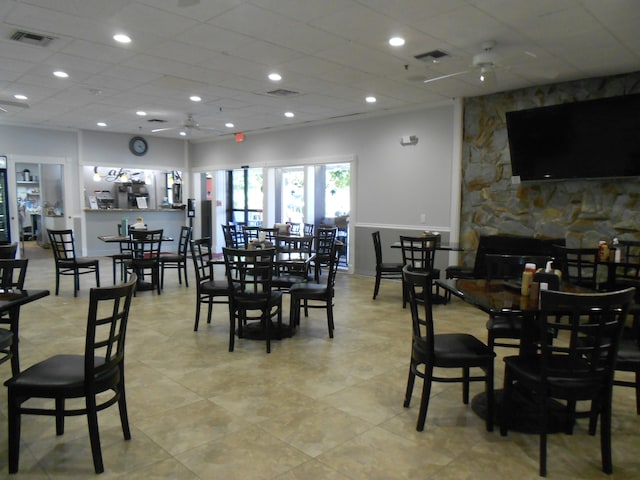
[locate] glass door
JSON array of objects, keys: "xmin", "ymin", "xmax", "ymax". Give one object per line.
[
  {"xmin": 227, "ymin": 168, "xmax": 263, "ymax": 226},
  {"xmin": 281, "ymin": 166, "xmax": 304, "ymax": 229},
  {"xmin": 0, "ymin": 156, "xmax": 10, "ymax": 243}
]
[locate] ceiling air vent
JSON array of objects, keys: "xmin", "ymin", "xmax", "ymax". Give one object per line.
[
  {"xmin": 265, "ymin": 88, "xmax": 300, "ymax": 97},
  {"xmin": 10, "ymin": 30, "xmax": 55, "ymax": 47},
  {"xmin": 414, "ymin": 49, "xmax": 449, "ymax": 63},
  {"xmin": 147, "ymin": 118, "xmax": 167, "ymax": 123}
]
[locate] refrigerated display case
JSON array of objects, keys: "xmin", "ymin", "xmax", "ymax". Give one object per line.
[{"xmin": 0, "ymin": 156, "xmax": 11, "ymax": 243}]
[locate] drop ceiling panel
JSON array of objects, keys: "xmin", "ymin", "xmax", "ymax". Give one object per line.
[{"xmin": 0, "ymin": 0, "xmax": 637, "ymax": 139}]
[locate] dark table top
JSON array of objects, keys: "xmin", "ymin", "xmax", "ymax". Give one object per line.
[
  {"xmin": 391, "ymin": 241, "xmax": 462, "ymax": 251},
  {"xmin": 0, "ymin": 289, "xmax": 50, "ymax": 312},
  {"xmin": 435, "ymin": 278, "xmax": 593, "ymax": 316}
]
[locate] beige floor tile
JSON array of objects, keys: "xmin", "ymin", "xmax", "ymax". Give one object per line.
[{"xmin": 0, "ymin": 252, "xmax": 638, "ymax": 479}]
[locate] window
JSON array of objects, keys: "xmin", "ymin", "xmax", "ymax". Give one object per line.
[{"xmin": 227, "ymin": 168, "xmax": 263, "ymax": 226}]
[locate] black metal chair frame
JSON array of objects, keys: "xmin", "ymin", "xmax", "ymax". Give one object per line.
[
  {"xmin": 4, "ymin": 275, "xmax": 137, "ymax": 474},
  {"xmin": 0, "ymin": 259, "xmax": 29, "ymax": 375},
  {"xmin": 289, "ymin": 246, "xmax": 340, "ymax": 338},
  {"xmin": 111, "ymin": 223, "xmax": 133, "ymax": 284},
  {"xmin": 312, "ymin": 227, "xmax": 337, "ymax": 282},
  {"xmin": 552, "ymin": 245, "xmax": 599, "ymax": 289},
  {"xmin": 125, "ymin": 229, "xmax": 163, "ymax": 295},
  {"xmin": 272, "ymin": 235, "xmax": 313, "ymax": 291},
  {"xmin": 484, "ymin": 253, "xmax": 552, "ymax": 351},
  {"xmin": 402, "ymin": 265, "xmax": 495, "ymax": 432},
  {"xmin": 400, "ymin": 235, "xmax": 440, "ymax": 308},
  {"xmin": 500, "ymin": 287, "xmax": 635, "ymax": 477},
  {"xmin": 223, "ymin": 247, "xmax": 283, "ymax": 353},
  {"xmin": 160, "ymin": 225, "xmax": 191, "ymax": 288},
  {"xmin": 372, "ymin": 231, "xmax": 403, "ymax": 300},
  {"xmin": 47, "ymin": 229, "xmax": 100, "ymax": 297},
  {"xmin": 190, "ymin": 238, "xmax": 230, "ymax": 331}
]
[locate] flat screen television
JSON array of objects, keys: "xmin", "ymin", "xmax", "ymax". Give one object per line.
[{"xmin": 506, "ymin": 93, "xmax": 640, "ymax": 182}]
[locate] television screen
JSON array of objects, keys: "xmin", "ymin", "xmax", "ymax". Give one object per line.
[{"xmin": 506, "ymin": 93, "xmax": 640, "ymax": 181}]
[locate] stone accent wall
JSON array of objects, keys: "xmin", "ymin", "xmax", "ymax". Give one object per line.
[{"xmin": 458, "ymin": 71, "xmax": 640, "ymax": 267}]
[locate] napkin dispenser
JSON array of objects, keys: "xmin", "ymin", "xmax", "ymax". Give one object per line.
[{"xmin": 533, "ymin": 261, "xmax": 561, "ymax": 291}]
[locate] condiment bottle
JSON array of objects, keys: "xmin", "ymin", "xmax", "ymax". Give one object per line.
[
  {"xmin": 598, "ymin": 241, "xmax": 610, "ymax": 262},
  {"xmin": 521, "ymin": 262, "xmax": 536, "ymax": 296}
]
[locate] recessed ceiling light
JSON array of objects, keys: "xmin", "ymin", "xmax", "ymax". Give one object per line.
[
  {"xmin": 179, "ymin": 131, "xmax": 187, "ymax": 136},
  {"xmin": 284, "ymin": 111, "xmax": 294, "ymax": 118},
  {"xmin": 189, "ymin": 95, "xmax": 202, "ymax": 102},
  {"xmin": 136, "ymin": 111, "xmax": 147, "ymax": 116},
  {"xmin": 389, "ymin": 37, "xmax": 405, "ymax": 47},
  {"xmin": 13, "ymin": 94, "xmax": 27, "ymax": 100},
  {"xmin": 365, "ymin": 96, "xmax": 377, "ymax": 103},
  {"xmin": 53, "ymin": 70, "xmax": 68, "ymax": 78},
  {"xmin": 113, "ymin": 33, "xmax": 131, "ymax": 44},
  {"xmin": 268, "ymin": 73, "xmax": 282, "ymax": 82},
  {"xmin": 225, "ymin": 122, "xmax": 235, "ymax": 128},
  {"xmin": 97, "ymin": 122, "xmax": 107, "ymax": 127}
]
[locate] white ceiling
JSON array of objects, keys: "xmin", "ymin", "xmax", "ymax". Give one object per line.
[{"xmin": 0, "ymin": 0, "xmax": 638, "ymax": 140}]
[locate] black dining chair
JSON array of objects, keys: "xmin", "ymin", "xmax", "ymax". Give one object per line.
[
  {"xmin": 303, "ymin": 223, "xmax": 314, "ymax": 236},
  {"xmin": 272, "ymin": 235, "xmax": 314, "ymax": 292},
  {"xmin": 111, "ymin": 223, "xmax": 133, "ymax": 284},
  {"xmin": 223, "ymin": 247, "xmax": 283, "ymax": 353},
  {"xmin": 190, "ymin": 237, "xmax": 230, "ymax": 332},
  {"xmin": 311, "ymin": 226, "xmax": 337, "ymax": 281},
  {"xmin": 484, "ymin": 253, "xmax": 552, "ymax": 352},
  {"xmin": 500, "ymin": 287, "xmax": 635, "ymax": 477},
  {"xmin": 0, "ymin": 259, "xmax": 29, "ymax": 375},
  {"xmin": 402, "ymin": 265, "xmax": 495, "ymax": 432},
  {"xmin": 289, "ymin": 245, "xmax": 340, "ymax": 338},
  {"xmin": 125, "ymin": 229, "xmax": 163, "ymax": 295},
  {"xmin": 400, "ymin": 235, "xmax": 440, "ymax": 308},
  {"xmin": 552, "ymin": 245, "xmax": 599, "ymax": 289},
  {"xmin": 160, "ymin": 225, "xmax": 191, "ymax": 288},
  {"xmin": 47, "ymin": 229, "xmax": 100, "ymax": 297},
  {"xmin": 0, "ymin": 243, "xmax": 18, "ymax": 259},
  {"xmin": 372, "ymin": 231, "xmax": 403, "ymax": 300},
  {"xmin": 4, "ymin": 275, "xmax": 137, "ymax": 474}
]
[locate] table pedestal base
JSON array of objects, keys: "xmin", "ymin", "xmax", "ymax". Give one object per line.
[
  {"xmin": 239, "ymin": 321, "xmax": 295, "ymax": 340},
  {"xmin": 472, "ymin": 387, "xmax": 570, "ymax": 434}
]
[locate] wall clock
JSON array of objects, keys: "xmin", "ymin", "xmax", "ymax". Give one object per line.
[{"xmin": 129, "ymin": 136, "xmax": 148, "ymax": 156}]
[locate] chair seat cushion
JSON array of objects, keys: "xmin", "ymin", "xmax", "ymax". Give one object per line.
[
  {"xmin": 504, "ymin": 355, "xmax": 602, "ymax": 397},
  {"xmin": 200, "ymin": 279, "xmax": 230, "ymax": 294},
  {"xmin": 616, "ymin": 338, "xmax": 640, "ymax": 368},
  {"xmin": 414, "ymin": 333, "xmax": 494, "ymax": 368},
  {"xmin": 234, "ymin": 291, "xmax": 282, "ymax": 309},
  {"xmin": 159, "ymin": 253, "xmax": 183, "ymax": 262},
  {"xmin": 5, "ymin": 354, "xmax": 116, "ymax": 395},
  {"xmin": 59, "ymin": 258, "xmax": 99, "ymax": 268},
  {"xmin": 0, "ymin": 327, "xmax": 12, "ymax": 349},
  {"xmin": 486, "ymin": 315, "xmax": 523, "ymax": 335},
  {"xmin": 289, "ymin": 282, "xmax": 329, "ymax": 299},
  {"xmin": 273, "ymin": 274, "xmax": 311, "ymax": 288},
  {"xmin": 380, "ymin": 262, "xmax": 403, "ymax": 271}
]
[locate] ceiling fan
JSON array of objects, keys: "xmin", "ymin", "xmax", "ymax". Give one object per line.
[
  {"xmin": 423, "ymin": 41, "xmax": 503, "ymax": 85},
  {"xmin": 150, "ymin": 114, "xmax": 224, "ymax": 136},
  {"xmin": 0, "ymin": 97, "xmax": 30, "ymax": 113}
]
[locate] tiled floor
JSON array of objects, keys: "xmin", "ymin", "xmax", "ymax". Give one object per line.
[{"xmin": 1, "ymin": 250, "xmax": 639, "ymax": 479}]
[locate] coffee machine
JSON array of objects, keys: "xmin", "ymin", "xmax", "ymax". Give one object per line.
[{"xmin": 116, "ymin": 182, "xmax": 150, "ymax": 208}]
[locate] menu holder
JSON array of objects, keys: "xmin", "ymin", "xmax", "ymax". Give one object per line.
[{"xmin": 136, "ymin": 197, "xmax": 148, "ymax": 209}]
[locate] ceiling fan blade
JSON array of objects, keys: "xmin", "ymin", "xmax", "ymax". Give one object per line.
[
  {"xmin": 423, "ymin": 70, "xmax": 470, "ymax": 84},
  {"xmin": 196, "ymin": 126, "xmax": 225, "ymax": 134},
  {"xmin": 0, "ymin": 99, "xmax": 30, "ymax": 109},
  {"xmin": 151, "ymin": 127, "xmax": 175, "ymax": 133}
]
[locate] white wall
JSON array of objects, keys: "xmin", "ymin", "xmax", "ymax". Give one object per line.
[
  {"xmin": 191, "ymin": 103, "xmax": 457, "ymax": 274},
  {"xmin": 191, "ymin": 104, "xmax": 455, "ymax": 230},
  {"xmin": 0, "ymin": 126, "xmax": 188, "ymax": 254}
]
